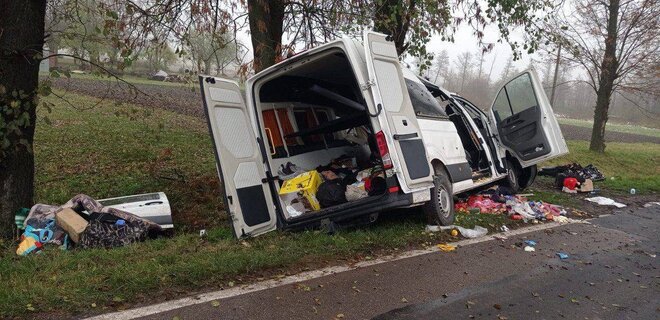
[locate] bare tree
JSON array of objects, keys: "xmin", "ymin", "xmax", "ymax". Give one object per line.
[
  {"xmin": 455, "ymin": 51, "xmax": 474, "ymax": 93},
  {"xmin": 551, "ymin": 0, "xmax": 660, "ymax": 152}
]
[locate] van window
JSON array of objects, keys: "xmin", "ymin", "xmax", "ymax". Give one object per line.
[
  {"xmin": 492, "ymin": 73, "xmax": 539, "ymax": 122},
  {"xmin": 405, "ymin": 79, "xmax": 447, "ymax": 118}
]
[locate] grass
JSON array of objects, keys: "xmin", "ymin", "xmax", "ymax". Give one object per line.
[
  {"xmin": 558, "ymin": 117, "xmax": 660, "ymax": 138},
  {"xmin": 540, "ymin": 140, "xmax": 660, "ymax": 194},
  {"xmin": 0, "ymin": 91, "xmax": 507, "ymax": 318}
]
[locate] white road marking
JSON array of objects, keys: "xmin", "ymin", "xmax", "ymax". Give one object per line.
[{"xmin": 85, "ymin": 220, "xmax": 583, "ymax": 320}]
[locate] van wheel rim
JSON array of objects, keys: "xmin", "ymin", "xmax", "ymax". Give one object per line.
[
  {"xmin": 508, "ymin": 168, "xmax": 516, "ymax": 185},
  {"xmin": 437, "ymin": 187, "xmax": 450, "ymax": 217}
]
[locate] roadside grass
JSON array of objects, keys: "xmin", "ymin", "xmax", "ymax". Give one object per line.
[
  {"xmin": 540, "ymin": 140, "xmax": 660, "ymax": 194},
  {"xmin": 1, "ymin": 91, "xmax": 656, "ymax": 317},
  {"xmin": 557, "ymin": 117, "xmax": 660, "ymax": 138}
]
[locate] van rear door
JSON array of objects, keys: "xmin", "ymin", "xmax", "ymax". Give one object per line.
[
  {"xmin": 200, "ymin": 76, "xmax": 277, "ymax": 238},
  {"xmin": 364, "ymin": 31, "xmax": 433, "ymax": 193},
  {"xmin": 488, "ymin": 70, "xmax": 568, "ymax": 167}
]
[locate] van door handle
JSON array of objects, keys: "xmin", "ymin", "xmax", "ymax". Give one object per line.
[{"xmin": 393, "ymin": 133, "xmax": 418, "ymax": 140}]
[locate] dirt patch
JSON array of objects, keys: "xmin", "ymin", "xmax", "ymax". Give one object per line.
[{"xmin": 559, "ymin": 124, "xmax": 660, "ymax": 144}]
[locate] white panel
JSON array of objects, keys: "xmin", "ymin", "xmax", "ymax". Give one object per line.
[
  {"xmin": 371, "ymin": 41, "xmax": 397, "ymax": 57},
  {"xmin": 392, "ymin": 115, "xmax": 417, "ymax": 135},
  {"xmin": 234, "ymin": 162, "xmax": 262, "ymax": 188},
  {"xmin": 214, "ymin": 107, "xmax": 254, "ymax": 159},
  {"xmin": 209, "ymin": 87, "xmax": 242, "ymax": 104},
  {"xmin": 373, "ymin": 60, "xmax": 403, "ymax": 112}
]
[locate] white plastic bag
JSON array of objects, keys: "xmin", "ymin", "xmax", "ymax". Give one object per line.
[{"xmin": 438, "ymin": 225, "xmax": 488, "ymax": 238}]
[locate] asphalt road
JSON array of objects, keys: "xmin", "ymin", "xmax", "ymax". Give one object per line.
[{"xmin": 124, "ymin": 205, "xmax": 658, "ymax": 320}]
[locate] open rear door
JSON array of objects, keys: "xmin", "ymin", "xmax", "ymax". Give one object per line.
[
  {"xmin": 200, "ymin": 76, "xmax": 277, "ymax": 238},
  {"xmin": 364, "ymin": 31, "xmax": 433, "ymax": 193},
  {"xmin": 488, "ymin": 70, "xmax": 568, "ymax": 167}
]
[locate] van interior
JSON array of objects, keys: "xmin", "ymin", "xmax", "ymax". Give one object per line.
[{"xmin": 254, "ymin": 49, "xmax": 388, "ymax": 221}]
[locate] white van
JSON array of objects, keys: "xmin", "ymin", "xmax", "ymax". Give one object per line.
[{"xmin": 200, "ymin": 31, "xmax": 568, "ymax": 238}]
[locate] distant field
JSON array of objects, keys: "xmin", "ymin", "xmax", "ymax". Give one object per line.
[{"xmin": 558, "ymin": 118, "xmax": 660, "ymax": 138}]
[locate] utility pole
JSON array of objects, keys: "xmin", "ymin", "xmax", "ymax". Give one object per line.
[{"xmin": 550, "ymin": 43, "xmax": 562, "ymax": 106}]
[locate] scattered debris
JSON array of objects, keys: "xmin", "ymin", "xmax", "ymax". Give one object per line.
[
  {"xmin": 436, "ymin": 225, "xmax": 488, "ymax": 239},
  {"xmin": 16, "ymin": 194, "xmax": 163, "ymax": 255},
  {"xmin": 556, "ymin": 252, "xmax": 569, "ymax": 259},
  {"xmin": 437, "ymin": 244, "xmax": 457, "ymax": 252},
  {"xmin": 524, "ymin": 246, "xmax": 536, "ymax": 252},
  {"xmin": 585, "ymin": 196, "xmax": 626, "ymax": 208},
  {"xmin": 524, "ymin": 240, "xmax": 537, "ymax": 247},
  {"xmin": 643, "ymin": 202, "xmax": 660, "ymax": 208}
]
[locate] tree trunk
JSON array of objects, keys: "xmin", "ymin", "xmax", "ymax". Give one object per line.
[
  {"xmin": 247, "ymin": 0, "xmax": 285, "ymax": 73},
  {"xmin": 0, "ymin": 0, "xmax": 46, "ymax": 238},
  {"xmin": 590, "ymin": 0, "xmax": 620, "ymax": 153}
]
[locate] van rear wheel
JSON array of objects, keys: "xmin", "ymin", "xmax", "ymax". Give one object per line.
[{"xmin": 423, "ymin": 169, "xmax": 455, "ymax": 226}]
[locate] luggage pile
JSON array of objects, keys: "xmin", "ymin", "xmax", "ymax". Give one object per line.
[{"xmin": 278, "ymin": 155, "xmax": 387, "ymax": 218}]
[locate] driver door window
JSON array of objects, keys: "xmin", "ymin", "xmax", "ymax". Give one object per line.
[{"xmin": 492, "ymin": 73, "xmax": 539, "ymax": 123}]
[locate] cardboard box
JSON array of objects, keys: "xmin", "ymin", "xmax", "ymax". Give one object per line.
[{"xmin": 56, "ymin": 208, "xmax": 88, "ymax": 243}]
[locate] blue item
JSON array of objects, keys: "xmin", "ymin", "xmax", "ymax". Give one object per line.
[
  {"xmin": 115, "ymin": 219, "xmax": 126, "ymax": 226},
  {"xmin": 556, "ymin": 252, "xmax": 569, "ymax": 259},
  {"xmin": 524, "ymin": 240, "xmax": 537, "ymax": 247}
]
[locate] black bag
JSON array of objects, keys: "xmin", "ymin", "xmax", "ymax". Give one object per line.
[{"xmin": 316, "ymin": 179, "xmax": 347, "ymax": 208}]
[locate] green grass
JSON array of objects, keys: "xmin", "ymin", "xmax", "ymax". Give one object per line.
[
  {"xmin": 0, "ymin": 91, "xmax": 497, "ymax": 318},
  {"xmin": 558, "ymin": 118, "xmax": 660, "ymax": 138},
  {"xmin": 540, "ymin": 140, "xmax": 660, "ymax": 194}
]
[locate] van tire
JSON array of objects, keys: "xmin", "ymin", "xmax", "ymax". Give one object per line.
[
  {"xmin": 505, "ymin": 159, "xmax": 521, "ymax": 193},
  {"xmin": 519, "ymin": 165, "xmax": 537, "ymax": 190},
  {"xmin": 423, "ymin": 169, "xmax": 455, "ymax": 226}
]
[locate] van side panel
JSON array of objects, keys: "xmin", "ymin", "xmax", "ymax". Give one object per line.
[{"xmin": 419, "ymin": 118, "xmax": 471, "ymax": 183}]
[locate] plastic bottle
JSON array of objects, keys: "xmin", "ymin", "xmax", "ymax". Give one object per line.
[{"xmin": 630, "ymin": 188, "xmax": 636, "ymax": 195}]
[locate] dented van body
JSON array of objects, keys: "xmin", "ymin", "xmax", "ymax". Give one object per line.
[{"xmin": 200, "ymin": 32, "xmax": 568, "ymax": 238}]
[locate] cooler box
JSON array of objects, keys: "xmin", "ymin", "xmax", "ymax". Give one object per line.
[
  {"xmin": 279, "ymin": 171, "xmax": 322, "ymax": 211},
  {"xmin": 98, "ymin": 192, "xmax": 173, "ymax": 229}
]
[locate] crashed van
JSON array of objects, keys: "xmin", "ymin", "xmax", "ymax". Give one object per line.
[{"xmin": 200, "ymin": 31, "xmax": 568, "ymax": 239}]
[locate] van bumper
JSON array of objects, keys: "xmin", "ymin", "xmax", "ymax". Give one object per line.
[{"xmin": 282, "ymin": 192, "xmax": 414, "ymax": 231}]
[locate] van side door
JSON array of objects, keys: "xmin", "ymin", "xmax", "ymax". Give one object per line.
[
  {"xmin": 200, "ymin": 76, "xmax": 278, "ymax": 238},
  {"xmin": 488, "ymin": 70, "xmax": 569, "ymax": 167},
  {"xmin": 363, "ymin": 31, "xmax": 433, "ymax": 193}
]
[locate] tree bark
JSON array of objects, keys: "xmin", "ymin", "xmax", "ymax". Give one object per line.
[
  {"xmin": 0, "ymin": 0, "xmax": 46, "ymax": 238},
  {"xmin": 247, "ymin": 0, "xmax": 285, "ymax": 73},
  {"xmin": 590, "ymin": 0, "xmax": 620, "ymax": 153}
]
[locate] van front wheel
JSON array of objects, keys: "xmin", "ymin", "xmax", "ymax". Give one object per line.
[{"xmin": 423, "ymin": 171, "xmax": 455, "ymax": 226}]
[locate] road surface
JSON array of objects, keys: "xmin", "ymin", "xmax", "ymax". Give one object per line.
[{"xmin": 100, "ymin": 205, "xmax": 658, "ymax": 320}]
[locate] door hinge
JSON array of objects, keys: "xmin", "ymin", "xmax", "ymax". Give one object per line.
[{"xmin": 360, "ymin": 80, "xmax": 375, "ymax": 91}]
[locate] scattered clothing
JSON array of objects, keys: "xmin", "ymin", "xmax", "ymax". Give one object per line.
[{"xmin": 585, "ymin": 196, "xmax": 626, "ymax": 208}]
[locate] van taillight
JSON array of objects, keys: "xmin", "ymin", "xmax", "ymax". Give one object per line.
[{"xmin": 375, "ymin": 131, "xmax": 393, "ymax": 169}]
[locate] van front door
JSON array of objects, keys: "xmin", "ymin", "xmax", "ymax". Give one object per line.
[
  {"xmin": 364, "ymin": 31, "xmax": 433, "ymax": 193},
  {"xmin": 489, "ymin": 70, "xmax": 568, "ymax": 167},
  {"xmin": 200, "ymin": 76, "xmax": 277, "ymax": 238}
]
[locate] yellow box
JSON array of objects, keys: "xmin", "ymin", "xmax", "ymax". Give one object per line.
[{"xmin": 279, "ymin": 171, "xmax": 322, "ymax": 211}]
